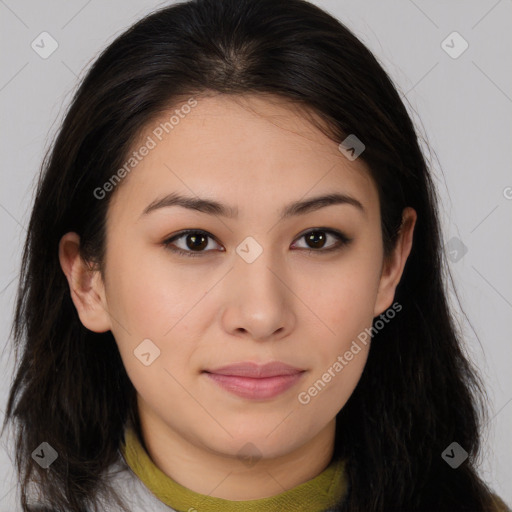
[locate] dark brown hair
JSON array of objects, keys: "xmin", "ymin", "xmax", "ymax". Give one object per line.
[{"xmin": 3, "ymin": 0, "xmax": 503, "ymax": 510}]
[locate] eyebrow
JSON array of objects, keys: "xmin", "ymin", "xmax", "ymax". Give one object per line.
[{"xmin": 140, "ymin": 191, "xmax": 365, "ymax": 220}]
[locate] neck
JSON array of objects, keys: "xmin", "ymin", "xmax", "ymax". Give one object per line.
[{"xmin": 136, "ymin": 396, "xmax": 336, "ymax": 500}]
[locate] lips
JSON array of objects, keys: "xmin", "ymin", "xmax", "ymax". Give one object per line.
[
  {"xmin": 203, "ymin": 361, "xmax": 306, "ymax": 400},
  {"xmin": 204, "ymin": 361, "xmax": 304, "ymax": 378}
]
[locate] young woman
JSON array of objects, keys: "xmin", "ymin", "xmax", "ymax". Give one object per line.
[{"xmin": 3, "ymin": 0, "xmax": 510, "ymax": 511}]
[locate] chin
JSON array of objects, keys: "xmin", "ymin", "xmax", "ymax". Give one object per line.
[{"xmin": 201, "ymin": 429, "xmax": 302, "ymax": 462}]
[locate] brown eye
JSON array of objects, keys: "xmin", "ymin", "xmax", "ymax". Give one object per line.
[
  {"xmin": 163, "ymin": 230, "xmax": 222, "ymax": 257},
  {"xmin": 293, "ymin": 229, "xmax": 351, "ymax": 253},
  {"xmin": 163, "ymin": 228, "xmax": 351, "ymax": 258},
  {"xmin": 184, "ymin": 232, "xmax": 208, "ymax": 251},
  {"xmin": 305, "ymin": 231, "xmax": 328, "ymax": 249}
]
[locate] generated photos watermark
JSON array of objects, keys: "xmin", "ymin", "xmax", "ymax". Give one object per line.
[
  {"xmin": 297, "ymin": 301, "xmax": 402, "ymax": 405},
  {"xmin": 93, "ymin": 97, "xmax": 198, "ymax": 200}
]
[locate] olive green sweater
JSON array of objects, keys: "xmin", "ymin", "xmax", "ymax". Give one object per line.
[{"xmin": 119, "ymin": 426, "xmax": 347, "ymax": 511}]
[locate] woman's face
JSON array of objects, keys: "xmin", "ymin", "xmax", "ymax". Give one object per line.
[{"xmin": 63, "ymin": 94, "xmax": 415, "ymax": 462}]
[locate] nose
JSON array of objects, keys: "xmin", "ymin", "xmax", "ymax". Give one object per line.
[{"xmin": 220, "ymin": 245, "xmax": 296, "ymax": 341}]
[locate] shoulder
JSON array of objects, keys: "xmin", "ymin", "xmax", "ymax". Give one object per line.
[
  {"xmin": 26, "ymin": 457, "xmax": 177, "ymax": 512},
  {"xmin": 99, "ymin": 456, "xmax": 178, "ymax": 511}
]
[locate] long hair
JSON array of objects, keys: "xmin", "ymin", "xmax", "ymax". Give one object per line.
[{"xmin": 2, "ymin": 0, "xmax": 502, "ymax": 510}]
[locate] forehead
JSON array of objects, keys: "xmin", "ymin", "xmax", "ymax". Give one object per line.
[{"xmin": 108, "ymin": 93, "xmax": 378, "ymax": 221}]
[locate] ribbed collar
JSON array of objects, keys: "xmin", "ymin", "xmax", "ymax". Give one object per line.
[{"xmin": 120, "ymin": 427, "xmax": 348, "ymax": 512}]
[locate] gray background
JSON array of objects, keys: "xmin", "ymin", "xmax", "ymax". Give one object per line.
[{"xmin": 1, "ymin": 0, "xmax": 511, "ymax": 509}]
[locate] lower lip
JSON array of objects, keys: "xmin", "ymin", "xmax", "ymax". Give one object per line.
[{"xmin": 204, "ymin": 372, "xmax": 305, "ymax": 400}]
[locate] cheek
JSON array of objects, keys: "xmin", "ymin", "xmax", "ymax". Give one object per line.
[
  {"xmin": 105, "ymin": 239, "xmax": 211, "ymax": 339},
  {"xmin": 298, "ymin": 345, "xmax": 370, "ymax": 419},
  {"xmin": 298, "ymin": 249, "xmax": 382, "ymax": 338},
  {"xmin": 297, "ymin": 276, "xmax": 372, "ymax": 416},
  {"xmin": 103, "ymin": 241, "xmax": 206, "ymax": 396},
  {"xmin": 294, "ymin": 250, "xmax": 380, "ymax": 409}
]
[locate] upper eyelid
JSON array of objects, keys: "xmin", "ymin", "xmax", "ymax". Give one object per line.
[{"xmin": 165, "ymin": 229, "xmax": 219, "ymax": 246}]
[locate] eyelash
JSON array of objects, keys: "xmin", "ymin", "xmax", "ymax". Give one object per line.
[{"xmin": 162, "ymin": 228, "xmax": 352, "ymax": 258}]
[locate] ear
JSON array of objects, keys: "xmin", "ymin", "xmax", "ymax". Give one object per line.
[
  {"xmin": 58, "ymin": 232, "xmax": 112, "ymax": 333},
  {"xmin": 373, "ymin": 207, "xmax": 417, "ymax": 317}
]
